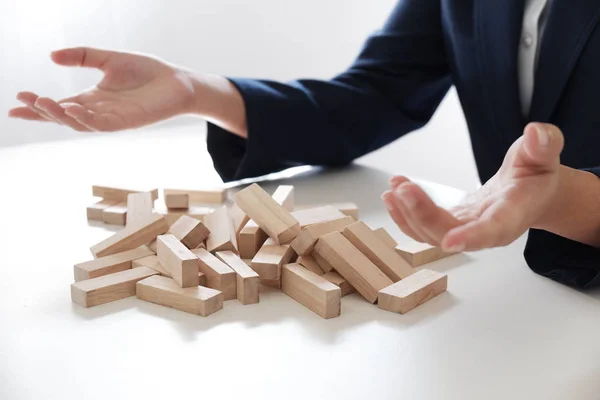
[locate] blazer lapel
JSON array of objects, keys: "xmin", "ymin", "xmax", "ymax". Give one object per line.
[{"xmin": 530, "ymin": 0, "xmax": 600, "ymax": 122}]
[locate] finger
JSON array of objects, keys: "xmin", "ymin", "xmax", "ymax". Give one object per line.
[
  {"xmin": 34, "ymin": 97, "xmax": 92, "ymax": 132},
  {"xmin": 441, "ymin": 218, "xmax": 501, "ymax": 252},
  {"xmin": 392, "ymin": 185, "xmax": 437, "ymax": 244},
  {"xmin": 63, "ymin": 104, "xmax": 97, "ymax": 131},
  {"xmin": 394, "ymin": 182, "xmax": 462, "ymax": 245},
  {"xmin": 389, "ymin": 175, "xmax": 410, "ymax": 190},
  {"xmin": 51, "ymin": 47, "xmax": 114, "ymax": 70},
  {"xmin": 381, "ymin": 190, "xmax": 424, "ymax": 243},
  {"xmin": 8, "ymin": 107, "xmax": 50, "ymax": 121},
  {"xmin": 16, "ymin": 92, "xmax": 54, "ymax": 122},
  {"xmin": 64, "ymin": 105, "xmax": 121, "ymax": 132},
  {"xmin": 518, "ymin": 123, "xmax": 565, "ymax": 172}
]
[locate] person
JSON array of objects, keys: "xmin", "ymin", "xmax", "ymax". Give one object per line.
[{"xmin": 8, "ymin": 0, "xmax": 600, "ymax": 288}]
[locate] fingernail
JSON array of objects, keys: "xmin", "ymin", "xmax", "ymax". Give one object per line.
[
  {"xmin": 535, "ymin": 124, "xmax": 550, "ymax": 147},
  {"xmin": 444, "ymin": 243, "xmax": 465, "ymax": 253},
  {"xmin": 395, "ymin": 188, "xmax": 417, "ymax": 209}
]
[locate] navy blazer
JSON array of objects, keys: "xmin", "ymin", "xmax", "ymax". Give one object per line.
[{"xmin": 206, "ymin": 0, "xmax": 600, "ymax": 288}]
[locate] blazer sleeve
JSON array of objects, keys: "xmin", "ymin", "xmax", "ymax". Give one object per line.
[
  {"xmin": 524, "ymin": 167, "xmax": 600, "ymax": 289},
  {"xmin": 207, "ymin": 0, "xmax": 452, "ymax": 181}
]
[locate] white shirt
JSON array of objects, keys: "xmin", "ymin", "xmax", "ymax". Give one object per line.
[{"xmin": 518, "ymin": 0, "xmax": 550, "ymax": 117}]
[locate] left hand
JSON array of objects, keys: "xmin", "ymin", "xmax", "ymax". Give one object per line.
[{"xmin": 381, "ymin": 122, "xmax": 565, "ymax": 252}]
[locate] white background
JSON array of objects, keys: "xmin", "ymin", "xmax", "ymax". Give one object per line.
[{"xmin": 0, "ymin": 0, "xmax": 480, "ymax": 191}]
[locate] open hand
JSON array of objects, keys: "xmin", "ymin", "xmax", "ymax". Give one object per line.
[
  {"xmin": 382, "ymin": 123, "xmax": 565, "ymax": 252},
  {"xmin": 8, "ymin": 47, "xmax": 195, "ymax": 131}
]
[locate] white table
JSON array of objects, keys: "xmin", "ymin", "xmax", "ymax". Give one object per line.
[{"xmin": 2, "ymin": 127, "xmax": 600, "ymax": 400}]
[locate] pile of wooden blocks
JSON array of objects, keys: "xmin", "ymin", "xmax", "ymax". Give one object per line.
[{"xmin": 73, "ymin": 183, "xmax": 456, "ymax": 319}]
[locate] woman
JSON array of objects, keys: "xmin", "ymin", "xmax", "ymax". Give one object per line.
[{"xmin": 9, "ymin": 0, "xmax": 600, "ymax": 288}]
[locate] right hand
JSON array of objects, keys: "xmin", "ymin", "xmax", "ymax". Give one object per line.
[{"xmin": 8, "ymin": 47, "xmax": 196, "ymax": 132}]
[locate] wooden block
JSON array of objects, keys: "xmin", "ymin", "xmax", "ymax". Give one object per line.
[
  {"xmin": 238, "ymin": 222, "xmax": 267, "ymax": 259},
  {"xmin": 321, "ymin": 271, "xmax": 355, "ymax": 296},
  {"xmin": 281, "ymin": 263, "xmax": 341, "ymax": 319},
  {"xmin": 148, "ymin": 239, "xmax": 157, "ymax": 253},
  {"xmin": 378, "ymin": 269, "xmax": 448, "ymax": 314},
  {"xmin": 260, "ymin": 278, "xmax": 281, "ymax": 289},
  {"xmin": 91, "ymin": 214, "xmax": 169, "ymax": 258},
  {"xmin": 216, "ymin": 251, "xmax": 260, "ymax": 305},
  {"xmin": 204, "ymin": 206, "xmax": 238, "ymax": 253},
  {"xmin": 102, "ymin": 202, "xmax": 127, "ymax": 226},
  {"xmin": 373, "ymin": 227, "xmax": 398, "ymax": 248},
  {"xmin": 271, "ymin": 185, "xmax": 295, "ymax": 211},
  {"xmin": 155, "ymin": 201, "xmax": 213, "ymax": 225},
  {"xmin": 137, "ymin": 275, "xmax": 223, "ymax": 316},
  {"xmin": 395, "ymin": 241, "xmax": 457, "ymax": 267},
  {"xmin": 87, "ymin": 199, "xmax": 118, "ymax": 221},
  {"xmin": 126, "ymin": 192, "xmax": 154, "ymax": 227},
  {"xmin": 198, "ymin": 272, "xmax": 206, "ymax": 286},
  {"xmin": 234, "ymin": 184, "xmax": 300, "ymax": 244},
  {"xmin": 297, "ymin": 255, "xmax": 324, "ymax": 275},
  {"xmin": 331, "ymin": 202, "xmax": 359, "ymax": 219},
  {"xmin": 74, "ymin": 246, "xmax": 154, "ymax": 281},
  {"xmin": 230, "ymin": 203, "xmax": 250, "ymax": 238},
  {"xmin": 92, "ymin": 185, "xmax": 158, "ymax": 202},
  {"xmin": 251, "ymin": 238, "xmax": 296, "ymax": 280},
  {"xmin": 168, "ymin": 215, "xmax": 210, "ymax": 249},
  {"xmin": 132, "ymin": 255, "xmax": 170, "ymax": 276},
  {"xmin": 314, "ymin": 232, "xmax": 393, "ymax": 303},
  {"xmin": 192, "ymin": 248, "xmax": 236, "ymax": 300},
  {"xmin": 291, "ymin": 216, "xmax": 355, "ymax": 256},
  {"xmin": 71, "ymin": 267, "xmax": 158, "ymax": 308},
  {"xmin": 156, "ymin": 234, "xmax": 199, "ymax": 288},
  {"xmin": 341, "ymin": 221, "xmax": 413, "ymax": 282},
  {"xmin": 291, "ymin": 206, "xmax": 346, "ymax": 228},
  {"xmin": 163, "ymin": 188, "xmax": 227, "ymax": 204},
  {"xmin": 311, "ymin": 250, "xmax": 335, "ymax": 273},
  {"xmin": 165, "ymin": 193, "xmax": 189, "ymax": 209}
]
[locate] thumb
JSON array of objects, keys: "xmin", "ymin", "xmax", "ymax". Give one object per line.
[
  {"xmin": 50, "ymin": 47, "xmax": 114, "ymax": 71},
  {"xmin": 515, "ymin": 122, "xmax": 564, "ymax": 171}
]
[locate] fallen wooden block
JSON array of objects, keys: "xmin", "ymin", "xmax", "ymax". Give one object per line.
[
  {"xmin": 331, "ymin": 202, "xmax": 359, "ymax": 219},
  {"xmin": 71, "ymin": 267, "xmax": 158, "ymax": 308},
  {"xmin": 238, "ymin": 221, "xmax": 268, "ymax": 259},
  {"xmin": 157, "ymin": 234, "xmax": 199, "ymax": 288},
  {"xmin": 230, "ymin": 203, "xmax": 250, "ymax": 238},
  {"xmin": 291, "ymin": 215, "xmax": 355, "ymax": 256},
  {"xmin": 321, "ymin": 271, "xmax": 355, "ymax": 296},
  {"xmin": 87, "ymin": 199, "xmax": 118, "ymax": 221},
  {"xmin": 163, "ymin": 188, "xmax": 227, "ymax": 204},
  {"xmin": 395, "ymin": 241, "xmax": 457, "ymax": 267},
  {"xmin": 260, "ymin": 278, "xmax": 281, "ymax": 289},
  {"xmin": 281, "ymin": 263, "xmax": 341, "ymax": 319},
  {"xmin": 92, "ymin": 185, "xmax": 159, "ymax": 202},
  {"xmin": 314, "ymin": 232, "xmax": 392, "ymax": 303},
  {"xmin": 372, "ymin": 227, "xmax": 398, "ymax": 248},
  {"xmin": 216, "ymin": 251, "xmax": 260, "ymax": 305},
  {"xmin": 297, "ymin": 255, "xmax": 324, "ymax": 275},
  {"xmin": 342, "ymin": 221, "xmax": 413, "ymax": 282},
  {"xmin": 74, "ymin": 246, "xmax": 154, "ymax": 281},
  {"xmin": 378, "ymin": 269, "xmax": 448, "ymax": 314},
  {"xmin": 102, "ymin": 202, "xmax": 127, "ymax": 226},
  {"xmin": 198, "ymin": 272, "xmax": 207, "ymax": 286},
  {"xmin": 155, "ymin": 201, "xmax": 214, "ymax": 225},
  {"xmin": 126, "ymin": 192, "xmax": 154, "ymax": 227},
  {"xmin": 132, "ymin": 255, "xmax": 170, "ymax": 276},
  {"xmin": 168, "ymin": 215, "xmax": 210, "ymax": 249},
  {"xmin": 148, "ymin": 239, "xmax": 157, "ymax": 253},
  {"xmin": 165, "ymin": 193, "xmax": 189, "ymax": 209},
  {"xmin": 204, "ymin": 206, "xmax": 238, "ymax": 253},
  {"xmin": 291, "ymin": 206, "xmax": 346, "ymax": 228},
  {"xmin": 311, "ymin": 250, "xmax": 335, "ymax": 274},
  {"xmin": 91, "ymin": 213, "xmax": 169, "ymax": 258},
  {"xmin": 137, "ymin": 275, "xmax": 223, "ymax": 316},
  {"xmin": 192, "ymin": 248, "xmax": 236, "ymax": 300},
  {"xmin": 235, "ymin": 184, "xmax": 300, "ymax": 245},
  {"xmin": 251, "ymin": 238, "xmax": 296, "ymax": 280},
  {"xmin": 271, "ymin": 185, "xmax": 295, "ymax": 211}
]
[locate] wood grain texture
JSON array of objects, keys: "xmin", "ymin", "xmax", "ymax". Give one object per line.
[
  {"xmin": 132, "ymin": 255, "xmax": 170, "ymax": 276},
  {"xmin": 291, "ymin": 216, "xmax": 355, "ymax": 256},
  {"xmin": 281, "ymin": 263, "xmax": 341, "ymax": 319},
  {"xmin": 90, "ymin": 214, "xmax": 169, "ymax": 258},
  {"xmin": 321, "ymin": 271, "xmax": 355, "ymax": 296},
  {"xmin": 163, "ymin": 188, "xmax": 226, "ymax": 204},
  {"xmin": 314, "ymin": 232, "xmax": 392, "ymax": 303},
  {"xmin": 126, "ymin": 192, "xmax": 154, "ymax": 227},
  {"xmin": 74, "ymin": 246, "xmax": 154, "ymax": 281},
  {"xmin": 234, "ymin": 184, "xmax": 300, "ymax": 245},
  {"xmin": 204, "ymin": 206, "xmax": 238, "ymax": 253},
  {"xmin": 251, "ymin": 238, "xmax": 296, "ymax": 280},
  {"xmin": 342, "ymin": 221, "xmax": 413, "ymax": 282},
  {"xmin": 311, "ymin": 250, "xmax": 335, "ymax": 273},
  {"xmin": 92, "ymin": 186, "xmax": 158, "ymax": 202},
  {"xmin": 378, "ymin": 269, "xmax": 448, "ymax": 314},
  {"xmin": 297, "ymin": 255, "xmax": 324, "ymax": 275},
  {"xmin": 230, "ymin": 203, "xmax": 250, "ymax": 238},
  {"xmin": 102, "ymin": 202, "xmax": 127, "ymax": 226},
  {"xmin": 165, "ymin": 193, "xmax": 189, "ymax": 209},
  {"xmin": 238, "ymin": 222, "xmax": 268, "ymax": 259},
  {"xmin": 192, "ymin": 248, "xmax": 236, "ymax": 300},
  {"xmin": 156, "ymin": 234, "xmax": 199, "ymax": 288},
  {"xmin": 395, "ymin": 241, "xmax": 457, "ymax": 267},
  {"xmin": 71, "ymin": 267, "xmax": 158, "ymax": 308},
  {"xmin": 87, "ymin": 199, "xmax": 118, "ymax": 221},
  {"xmin": 372, "ymin": 227, "xmax": 398, "ymax": 248},
  {"xmin": 168, "ymin": 215, "xmax": 210, "ymax": 249},
  {"xmin": 216, "ymin": 251, "xmax": 260, "ymax": 305},
  {"xmin": 291, "ymin": 206, "xmax": 346, "ymax": 228},
  {"xmin": 137, "ymin": 275, "xmax": 223, "ymax": 316}
]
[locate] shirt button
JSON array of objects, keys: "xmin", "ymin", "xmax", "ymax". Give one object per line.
[{"xmin": 523, "ymin": 33, "xmax": 533, "ymax": 47}]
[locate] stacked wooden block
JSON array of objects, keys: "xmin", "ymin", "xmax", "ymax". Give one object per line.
[{"xmin": 73, "ymin": 183, "xmax": 456, "ymax": 319}]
